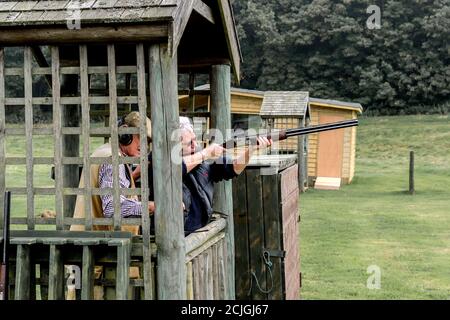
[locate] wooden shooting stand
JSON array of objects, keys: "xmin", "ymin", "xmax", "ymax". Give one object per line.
[{"xmin": 0, "ymin": 0, "xmax": 241, "ymax": 300}]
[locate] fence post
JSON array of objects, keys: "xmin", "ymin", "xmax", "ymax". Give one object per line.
[{"xmin": 409, "ymin": 151, "xmax": 415, "ymax": 195}]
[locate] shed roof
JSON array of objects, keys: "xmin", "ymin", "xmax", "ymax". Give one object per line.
[
  {"xmin": 309, "ymin": 97, "xmax": 363, "ymax": 114},
  {"xmin": 260, "ymin": 91, "xmax": 310, "ymax": 118},
  {"xmin": 195, "ymin": 84, "xmax": 265, "ymax": 98}
]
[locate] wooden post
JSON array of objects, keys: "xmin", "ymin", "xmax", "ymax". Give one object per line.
[
  {"xmin": 210, "ymin": 64, "xmax": 235, "ymax": 299},
  {"xmin": 48, "ymin": 245, "xmax": 64, "ymax": 300},
  {"xmin": 24, "ymin": 47, "xmax": 34, "ymax": 230},
  {"xmin": 149, "ymin": 44, "xmax": 186, "ymax": 300},
  {"xmin": 136, "ymin": 43, "xmax": 153, "ymax": 300},
  {"xmin": 298, "ymin": 118, "xmax": 305, "ymax": 193},
  {"xmin": 51, "ymin": 47, "xmax": 64, "ymax": 231},
  {"xmin": 409, "ymin": 151, "xmax": 415, "ymax": 195},
  {"xmin": 0, "ymin": 47, "xmax": 5, "ymax": 227},
  {"xmin": 107, "ymin": 44, "xmax": 122, "ymax": 231},
  {"xmin": 15, "ymin": 245, "xmax": 31, "ymax": 300},
  {"xmin": 80, "ymin": 45, "xmax": 93, "ymax": 231},
  {"xmin": 81, "ymin": 246, "xmax": 95, "ymax": 300},
  {"xmin": 61, "ymin": 65, "xmax": 80, "ymax": 222}
]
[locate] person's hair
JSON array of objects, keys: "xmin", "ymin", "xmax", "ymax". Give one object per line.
[
  {"xmin": 123, "ymin": 111, "xmax": 152, "ymax": 139},
  {"xmin": 179, "ymin": 116, "xmax": 194, "ymax": 134}
]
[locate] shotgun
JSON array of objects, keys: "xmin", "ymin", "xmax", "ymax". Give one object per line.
[
  {"xmin": 221, "ymin": 119, "xmax": 359, "ymax": 148},
  {"xmin": 0, "ymin": 191, "xmax": 11, "ymax": 301}
]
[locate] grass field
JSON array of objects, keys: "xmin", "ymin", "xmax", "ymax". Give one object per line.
[{"xmin": 300, "ymin": 115, "xmax": 450, "ymax": 299}]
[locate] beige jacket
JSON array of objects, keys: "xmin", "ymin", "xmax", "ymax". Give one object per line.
[{"xmin": 70, "ymin": 143, "xmax": 139, "ymax": 235}]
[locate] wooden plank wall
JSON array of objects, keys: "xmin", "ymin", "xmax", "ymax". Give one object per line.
[
  {"xmin": 280, "ymin": 165, "xmax": 300, "ymax": 300},
  {"xmin": 184, "ymin": 219, "xmax": 228, "ymax": 300},
  {"xmin": 232, "ymin": 173, "xmax": 250, "ymax": 299},
  {"xmin": 233, "ymin": 162, "xmax": 300, "ymax": 300},
  {"xmin": 230, "ymin": 95, "xmax": 263, "ymax": 115},
  {"xmin": 308, "ymin": 106, "xmax": 356, "ymax": 184}
]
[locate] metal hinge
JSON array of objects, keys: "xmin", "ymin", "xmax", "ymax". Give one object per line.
[{"xmin": 263, "ymin": 249, "xmax": 285, "ymax": 258}]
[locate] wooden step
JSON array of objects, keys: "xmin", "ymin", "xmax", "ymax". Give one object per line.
[{"xmin": 314, "ymin": 177, "xmax": 341, "ymax": 190}]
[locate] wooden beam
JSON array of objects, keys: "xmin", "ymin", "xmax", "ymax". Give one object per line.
[
  {"xmin": 172, "ymin": 0, "xmax": 196, "ymax": 56},
  {"xmin": 0, "ymin": 25, "xmax": 168, "ymax": 46},
  {"xmin": 149, "ymin": 43, "xmax": 186, "ymax": 300},
  {"xmin": 136, "ymin": 43, "xmax": 153, "ymax": 300},
  {"xmin": 15, "ymin": 245, "xmax": 31, "ymax": 300},
  {"xmin": 116, "ymin": 240, "xmax": 131, "ymax": 300},
  {"xmin": 24, "ymin": 47, "xmax": 34, "ymax": 230},
  {"xmin": 210, "ymin": 64, "xmax": 235, "ymax": 299},
  {"xmin": 178, "ymin": 58, "xmax": 231, "ymax": 74},
  {"xmin": 31, "ymin": 46, "xmax": 52, "ymax": 89},
  {"xmin": 80, "ymin": 45, "xmax": 93, "ymax": 231},
  {"xmin": 48, "ymin": 245, "xmax": 64, "ymax": 300},
  {"xmin": 217, "ymin": 0, "xmax": 241, "ymax": 84},
  {"xmin": 193, "ymin": 0, "xmax": 215, "ymax": 24},
  {"xmin": 107, "ymin": 44, "xmax": 122, "ymax": 231},
  {"xmin": 61, "ymin": 53, "xmax": 80, "ymax": 222},
  {"xmin": 0, "ymin": 47, "xmax": 5, "ymax": 230},
  {"xmin": 81, "ymin": 246, "xmax": 95, "ymax": 300},
  {"xmin": 51, "ymin": 46, "xmax": 64, "ymax": 230}
]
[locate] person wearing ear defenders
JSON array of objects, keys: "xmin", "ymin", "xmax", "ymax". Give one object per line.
[{"xmin": 70, "ymin": 111, "xmax": 155, "ymax": 233}]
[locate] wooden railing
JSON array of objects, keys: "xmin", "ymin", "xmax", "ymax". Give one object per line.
[
  {"xmin": 185, "ymin": 216, "xmax": 230, "ymax": 300},
  {"xmin": 1, "ymin": 216, "xmax": 232, "ymax": 300}
]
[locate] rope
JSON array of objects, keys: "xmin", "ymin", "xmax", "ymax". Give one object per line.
[{"xmin": 247, "ymin": 250, "xmax": 274, "ymax": 296}]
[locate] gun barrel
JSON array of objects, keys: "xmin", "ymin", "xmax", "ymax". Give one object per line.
[
  {"xmin": 222, "ymin": 119, "xmax": 358, "ymax": 148},
  {"xmin": 0, "ymin": 191, "xmax": 11, "ymax": 301},
  {"xmin": 285, "ymin": 119, "xmax": 358, "ymax": 138}
]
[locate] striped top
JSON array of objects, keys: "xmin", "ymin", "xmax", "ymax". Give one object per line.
[{"xmin": 98, "ymin": 163, "xmax": 142, "ymax": 218}]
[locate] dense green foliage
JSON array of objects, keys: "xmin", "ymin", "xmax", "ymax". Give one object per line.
[
  {"xmin": 232, "ymin": 0, "xmax": 450, "ymax": 114},
  {"xmin": 2, "ymin": 1, "xmax": 449, "ymax": 117}
]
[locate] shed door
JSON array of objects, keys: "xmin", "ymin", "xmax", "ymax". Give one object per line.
[{"xmin": 316, "ymin": 114, "xmax": 345, "ymax": 178}]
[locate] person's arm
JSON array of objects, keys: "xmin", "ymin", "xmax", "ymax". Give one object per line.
[
  {"xmin": 232, "ymin": 137, "xmax": 272, "ymax": 175},
  {"xmin": 182, "ymin": 144, "xmax": 226, "ymax": 174},
  {"xmin": 99, "ymin": 164, "xmax": 155, "ymax": 218},
  {"xmin": 131, "ymin": 165, "xmax": 141, "ymax": 181}
]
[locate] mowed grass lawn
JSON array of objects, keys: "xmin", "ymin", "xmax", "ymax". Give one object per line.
[
  {"xmin": 300, "ymin": 115, "xmax": 450, "ymax": 299},
  {"xmin": 5, "ymin": 133, "xmax": 105, "ymax": 230}
]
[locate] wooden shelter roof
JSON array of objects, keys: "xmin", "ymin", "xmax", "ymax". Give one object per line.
[
  {"xmin": 309, "ymin": 97, "xmax": 363, "ymax": 114},
  {"xmin": 0, "ymin": 0, "xmax": 177, "ymax": 26},
  {"xmin": 0, "ymin": 0, "xmax": 242, "ymax": 81},
  {"xmin": 260, "ymin": 91, "xmax": 310, "ymax": 119}
]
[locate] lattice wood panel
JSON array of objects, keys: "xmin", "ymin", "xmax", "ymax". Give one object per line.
[{"xmin": 0, "ymin": 44, "xmax": 150, "ymax": 232}]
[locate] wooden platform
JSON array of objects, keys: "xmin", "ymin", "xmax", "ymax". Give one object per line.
[{"xmin": 314, "ymin": 177, "xmax": 341, "ymax": 190}]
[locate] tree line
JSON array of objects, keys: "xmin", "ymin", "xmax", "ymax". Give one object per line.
[
  {"xmin": 232, "ymin": 0, "xmax": 450, "ymax": 115},
  {"xmin": 2, "ymin": 1, "xmax": 449, "ymax": 118}
]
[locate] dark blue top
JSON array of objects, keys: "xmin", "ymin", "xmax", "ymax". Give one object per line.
[{"xmin": 182, "ymin": 156, "xmax": 237, "ymax": 234}]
